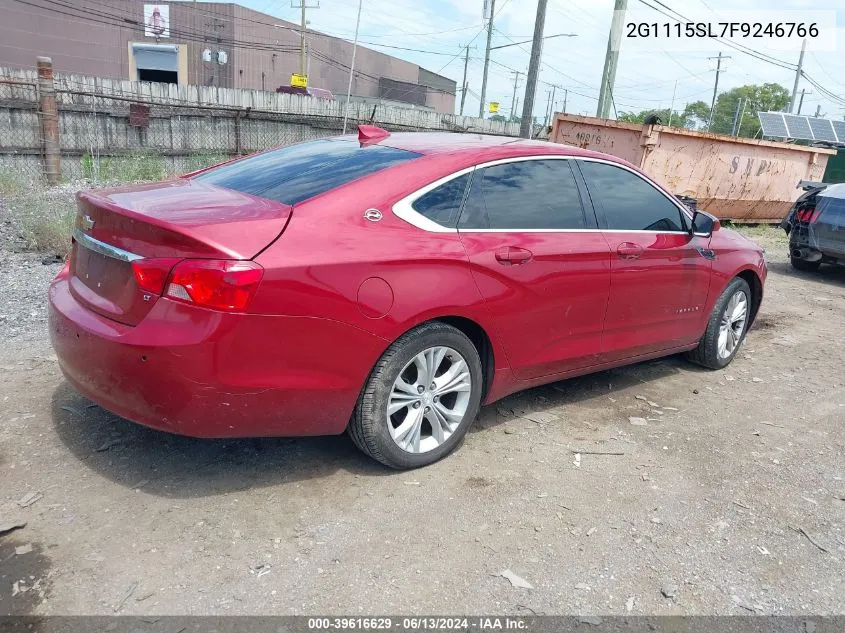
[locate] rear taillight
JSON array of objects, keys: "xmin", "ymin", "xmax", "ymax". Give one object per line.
[
  {"xmin": 796, "ymin": 207, "xmax": 822, "ymax": 224},
  {"xmin": 164, "ymin": 259, "xmax": 264, "ymax": 312},
  {"xmin": 131, "ymin": 258, "xmax": 181, "ymax": 294}
]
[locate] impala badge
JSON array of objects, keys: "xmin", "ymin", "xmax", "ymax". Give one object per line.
[
  {"xmin": 364, "ymin": 209, "xmax": 383, "ymax": 222},
  {"xmin": 81, "ymin": 215, "xmax": 95, "ymax": 231}
]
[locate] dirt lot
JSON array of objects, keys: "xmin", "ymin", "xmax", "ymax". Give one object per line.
[{"xmin": 0, "ymin": 214, "xmax": 843, "ymax": 616}]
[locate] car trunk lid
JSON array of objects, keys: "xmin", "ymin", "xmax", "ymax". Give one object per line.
[{"xmin": 69, "ymin": 179, "xmax": 291, "ymax": 325}]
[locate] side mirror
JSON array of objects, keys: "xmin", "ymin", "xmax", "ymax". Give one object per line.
[{"xmin": 691, "ymin": 210, "xmax": 720, "ymax": 237}]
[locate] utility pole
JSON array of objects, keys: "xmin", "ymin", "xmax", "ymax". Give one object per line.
[
  {"xmin": 510, "ymin": 70, "xmax": 522, "ymax": 120},
  {"xmin": 737, "ymin": 97, "xmax": 747, "ymax": 135},
  {"xmin": 797, "ymin": 88, "xmax": 811, "ymax": 115},
  {"xmin": 562, "ymin": 88, "xmax": 567, "ymax": 113},
  {"xmin": 814, "ymin": 104, "xmax": 822, "ymax": 118},
  {"xmin": 731, "ymin": 98, "xmax": 743, "ymax": 136},
  {"xmin": 479, "ymin": 0, "xmax": 496, "ymax": 118},
  {"xmin": 460, "ymin": 45, "xmax": 471, "ymax": 115},
  {"xmin": 788, "ymin": 38, "xmax": 807, "ymax": 114},
  {"xmin": 707, "ymin": 52, "xmax": 729, "ymax": 131},
  {"xmin": 547, "ymin": 84, "xmax": 557, "ymax": 125},
  {"xmin": 596, "ymin": 0, "xmax": 627, "ymax": 119},
  {"xmin": 291, "ymin": 0, "xmax": 319, "ymax": 77},
  {"xmin": 730, "ymin": 99, "xmax": 741, "ymax": 135},
  {"xmin": 341, "ymin": 0, "xmax": 362, "ymax": 134},
  {"xmin": 520, "ymin": 0, "xmax": 549, "ymax": 138},
  {"xmin": 667, "ymin": 79, "xmax": 677, "ymax": 127}
]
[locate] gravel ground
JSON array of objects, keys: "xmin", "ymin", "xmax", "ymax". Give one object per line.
[{"xmin": 0, "ymin": 190, "xmax": 843, "ymax": 616}]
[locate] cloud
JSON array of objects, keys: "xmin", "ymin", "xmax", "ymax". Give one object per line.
[{"xmin": 241, "ymin": 0, "xmax": 845, "ymax": 120}]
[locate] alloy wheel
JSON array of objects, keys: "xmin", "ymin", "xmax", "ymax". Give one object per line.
[
  {"xmin": 718, "ymin": 290, "xmax": 748, "ymax": 360},
  {"xmin": 387, "ymin": 346, "xmax": 472, "ymax": 454}
]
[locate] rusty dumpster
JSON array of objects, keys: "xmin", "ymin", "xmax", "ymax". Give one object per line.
[{"xmin": 550, "ymin": 113, "xmax": 836, "ymax": 222}]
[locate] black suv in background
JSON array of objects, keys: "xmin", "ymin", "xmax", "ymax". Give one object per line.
[{"xmin": 781, "ymin": 182, "xmax": 845, "ymax": 272}]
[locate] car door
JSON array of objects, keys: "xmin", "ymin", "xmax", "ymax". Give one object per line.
[
  {"xmin": 810, "ymin": 187, "xmax": 845, "ymax": 258},
  {"xmin": 575, "ymin": 159, "xmax": 713, "ymax": 362},
  {"xmin": 457, "ymin": 157, "xmax": 612, "ymax": 380}
]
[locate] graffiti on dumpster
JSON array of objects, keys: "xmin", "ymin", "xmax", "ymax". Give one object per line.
[
  {"xmin": 573, "ymin": 132, "xmax": 604, "ymax": 148},
  {"xmin": 729, "ymin": 156, "xmax": 782, "ymax": 178}
]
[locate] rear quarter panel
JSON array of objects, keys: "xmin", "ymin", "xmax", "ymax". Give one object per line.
[{"xmin": 250, "ymin": 154, "xmax": 505, "ymax": 369}]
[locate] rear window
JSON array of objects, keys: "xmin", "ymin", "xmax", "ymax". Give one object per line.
[
  {"xmin": 817, "ymin": 193, "xmax": 845, "ymax": 226},
  {"xmin": 193, "ymin": 139, "xmax": 420, "ymax": 205}
]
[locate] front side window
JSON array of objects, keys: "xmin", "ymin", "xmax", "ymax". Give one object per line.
[
  {"xmin": 194, "ymin": 139, "xmax": 420, "ymax": 206},
  {"xmin": 411, "ymin": 173, "xmax": 471, "ymax": 227},
  {"xmin": 458, "ymin": 159, "xmax": 586, "ymax": 230},
  {"xmin": 578, "ymin": 161, "xmax": 686, "ymax": 232}
]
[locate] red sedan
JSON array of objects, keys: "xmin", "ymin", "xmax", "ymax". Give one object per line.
[{"xmin": 49, "ymin": 127, "xmax": 766, "ymax": 469}]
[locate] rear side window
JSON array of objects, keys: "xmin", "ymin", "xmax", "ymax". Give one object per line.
[
  {"xmin": 817, "ymin": 193, "xmax": 845, "ymax": 225},
  {"xmin": 458, "ymin": 160, "xmax": 586, "ymax": 230},
  {"xmin": 412, "ymin": 173, "xmax": 470, "ymax": 227},
  {"xmin": 578, "ymin": 161, "xmax": 686, "ymax": 232},
  {"xmin": 194, "ymin": 139, "xmax": 420, "ymax": 205}
]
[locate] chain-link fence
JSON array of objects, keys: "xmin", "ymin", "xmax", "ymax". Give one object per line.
[
  {"xmin": 0, "ymin": 75, "xmax": 44, "ymax": 189},
  {"xmin": 0, "ymin": 63, "xmax": 521, "ymax": 189}
]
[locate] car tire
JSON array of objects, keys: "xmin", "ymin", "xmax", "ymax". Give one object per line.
[
  {"xmin": 348, "ymin": 321, "xmax": 484, "ymax": 469},
  {"xmin": 790, "ymin": 254, "xmax": 821, "ymax": 272},
  {"xmin": 686, "ymin": 277, "xmax": 752, "ymax": 370}
]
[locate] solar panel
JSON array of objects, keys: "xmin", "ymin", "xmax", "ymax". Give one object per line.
[
  {"xmin": 808, "ymin": 118, "xmax": 837, "ymax": 143},
  {"xmin": 758, "ymin": 112, "xmax": 788, "ymax": 138},
  {"xmin": 833, "ymin": 120, "xmax": 845, "ymax": 143},
  {"xmin": 783, "ymin": 114, "xmax": 814, "ymax": 140},
  {"xmin": 759, "ymin": 111, "xmax": 845, "ymax": 144}
]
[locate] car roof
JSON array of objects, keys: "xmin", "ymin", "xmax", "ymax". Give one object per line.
[
  {"xmin": 820, "ymin": 183, "xmax": 845, "ymax": 199},
  {"xmin": 339, "ymin": 131, "xmax": 626, "ymax": 164}
]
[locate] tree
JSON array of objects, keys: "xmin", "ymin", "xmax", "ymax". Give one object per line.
[
  {"xmin": 617, "ymin": 83, "xmax": 789, "ymax": 138},
  {"xmin": 617, "ymin": 107, "xmax": 696, "ymax": 128},
  {"xmin": 702, "ymin": 83, "xmax": 790, "ymax": 138},
  {"xmin": 684, "ymin": 101, "xmax": 711, "ymax": 129},
  {"xmin": 686, "ymin": 84, "xmax": 790, "ymax": 138}
]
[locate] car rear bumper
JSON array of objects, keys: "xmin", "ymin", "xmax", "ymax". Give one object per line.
[{"xmin": 48, "ymin": 273, "xmax": 388, "ymax": 438}]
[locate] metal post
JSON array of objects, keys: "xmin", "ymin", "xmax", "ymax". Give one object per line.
[
  {"xmin": 342, "ymin": 0, "xmax": 363, "ymax": 134},
  {"xmin": 300, "ymin": 1, "xmax": 307, "ymax": 76},
  {"xmin": 479, "ymin": 0, "xmax": 496, "ymax": 118},
  {"xmin": 814, "ymin": 104, "xmax": 822, "ymax": 118},
  {"xmin": 562, "ymin": 88, "xmax": 567, "ymax": 113},
  {"xmin": 737, "ymin": 97, "xmax": 747, "ymax": 136},
  {"xmin": 519, "ymin": 0, "xmax": 549, "ymax": 138},
  {"xmin": 596, "ymin": 0, "xmax": 627, "ymax": 118},
  {"xmin": 510, "ymin": 70, "xmax": 521, "ymax": 120},
  {"xmin": 667, "ymin": 79, "xmax": 677, "ymax": 127},
  {"xmin": 707, "ymin": 52, "xmax": 729, "ymax": 131},
  {"xmin": 730, "ymin": 98, "xmax": 743, "ymax": 136},
  {"xmin": 797, "ymin": 88, "xmax": 809, "ymax": 115},
  {"xmin": 36, "ymin": 56, "xmax": 60, "ymax": 185},
  {"xmin": 788, "ymin": 38, "xmax": 806, "ymax": 114},
  {"xmin": 544, "ymin": 84, "xmax": 556, "ymax": 129},
  {"xmin": 460, "ymin": 45, "xmax": 470, "ymax": 115}
]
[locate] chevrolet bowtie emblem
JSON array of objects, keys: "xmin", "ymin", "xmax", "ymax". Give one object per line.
[{"xmin": 81, "ymin": 215, "xmax": 95, "ymax": 231}]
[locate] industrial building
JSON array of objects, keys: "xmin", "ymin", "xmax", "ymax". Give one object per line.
[{"xmin": 1, "ymin": 0, "xmax": 457, "ymax": 113}]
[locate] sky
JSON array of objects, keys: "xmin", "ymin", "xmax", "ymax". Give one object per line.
[{"xmin": 237, "ymin": 0, "xmax": 845, "ymax": 122}]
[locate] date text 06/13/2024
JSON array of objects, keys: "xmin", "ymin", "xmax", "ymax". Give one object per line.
[{"xmin": 306, "ymin": 618, "xmax": 529, "ymax": 630}]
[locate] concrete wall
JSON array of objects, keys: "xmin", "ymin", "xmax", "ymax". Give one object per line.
[{"xmin": 1, "ymin": 1, "xmax": 455, "ymax": 112}]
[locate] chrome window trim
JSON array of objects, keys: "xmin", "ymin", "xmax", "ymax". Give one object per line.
[
  {"xmin": 391, "ymin": 154, "xmax": 694, "ymax": 234},
  {"xmin": 72, "ymin": 227, "xmax": 143, "ymax": 262}
]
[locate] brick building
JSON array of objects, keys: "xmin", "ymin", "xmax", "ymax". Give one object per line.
[{"xmin": 1, "ymin": 0, "xmax": 457, "ymax": 112}]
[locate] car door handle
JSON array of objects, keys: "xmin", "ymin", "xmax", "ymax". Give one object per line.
[
  {"xmin": 495, "ymin": 247, "xmax": 533, "ymax": 265},
  {"xmin": 616, "ymin": 242, "xmax": 643, "ymax": 260}
]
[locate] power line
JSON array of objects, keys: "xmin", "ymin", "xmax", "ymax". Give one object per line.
[{"xmin": 635, "ymin": 0, "xmax": 797, "ymax": 71}]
